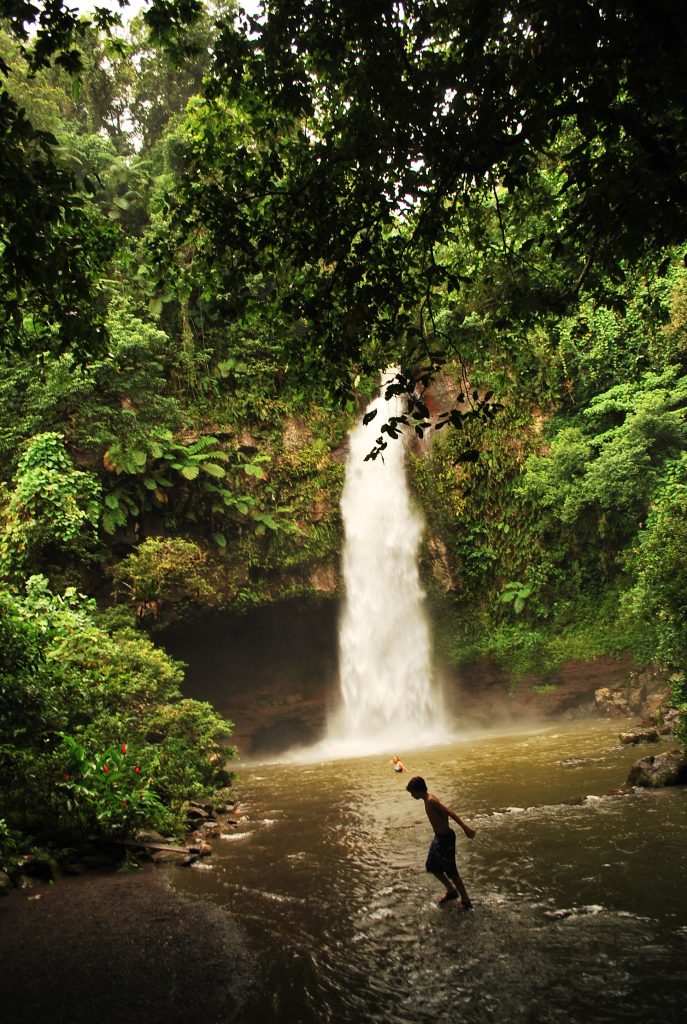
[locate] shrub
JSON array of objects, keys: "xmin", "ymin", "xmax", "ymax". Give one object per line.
[
  {"xmin": 0, "ymin": 433, "xmax": 101, "ymax": 579},
  {"xmin": 0, "ymin": 577, "xmax": 236, "ymax": 841},
  {"xmin": 110, "ymin": 536, "xmax": 219, "ymax": 622},
  {"xmin": 621, "ymin": 493, "xmax": 687, "ymax": 701}
]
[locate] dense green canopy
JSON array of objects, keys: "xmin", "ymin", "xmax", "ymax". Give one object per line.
[
  {"xmin": 200, "ymin": 0, "xmax": 687, "ymax": 375},
  {"xmin": 3, "ymin": 1, "xmax": 687, "ymax": 375}
]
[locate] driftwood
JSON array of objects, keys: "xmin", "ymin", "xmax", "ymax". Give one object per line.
[
  {"xmin": 120, "ymin": 839, "xmax": 195, "ymax": 854},
  {"xmin": 94, "ymin": 837, "xmax": 196, "ymax": 855}
]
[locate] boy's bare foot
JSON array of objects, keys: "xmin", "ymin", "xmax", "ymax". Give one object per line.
[{"xmin": 438, "ymin": 890, "xmax": 459, "ymax": 904}]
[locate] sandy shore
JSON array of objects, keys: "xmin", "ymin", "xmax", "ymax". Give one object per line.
[{"xmin": 0, "ymin": 867, "xmax": 255, "ymax": 1024}]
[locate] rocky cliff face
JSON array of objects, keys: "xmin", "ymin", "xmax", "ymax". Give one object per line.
[{"xmin": 443, "ymin": 656, "xmax": 671, "ymax": 728}]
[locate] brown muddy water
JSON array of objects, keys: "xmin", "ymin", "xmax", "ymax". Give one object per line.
[{"xmin": 170, "ymin": 720, "xmax": 687, "ymax": 1024}]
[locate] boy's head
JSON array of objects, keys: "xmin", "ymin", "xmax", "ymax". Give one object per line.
[{"xmin": 406, "ymin": 775, "xmax": 428, "ymax": 799}]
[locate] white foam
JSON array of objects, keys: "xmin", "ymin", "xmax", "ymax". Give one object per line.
[{"xmin": 316, "ymin": 367, "xmax": 448, "ymax": 758}]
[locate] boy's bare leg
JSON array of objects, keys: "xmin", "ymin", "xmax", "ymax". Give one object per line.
[
  {"xmin": 432, "ymin": 869, "xmax": 472, "ymax": 907},
  {"xmin": 428, "ymin": 865, "xmax": 473, "ymax": 908},
  {"xmin": 431, "ymin": 871, "xmax": 459, "ymax": 903},
  {"xmin": 449, "ymin": 869, "xmax": 472, "ymax": 909}
]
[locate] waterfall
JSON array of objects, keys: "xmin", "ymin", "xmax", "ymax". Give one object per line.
[{"xmin": 322, "ymin": 368, "xmax": 447, "ymax": 758}]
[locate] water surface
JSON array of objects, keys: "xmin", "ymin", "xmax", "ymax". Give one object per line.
[{"xmin": 171, "ymin": 720, "xmax": 687, "ymax": 1023}]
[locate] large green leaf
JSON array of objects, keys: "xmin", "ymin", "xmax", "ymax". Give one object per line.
[{"xmin": 199, "ymin": 462, "xmax": 226, "ymax": 478}]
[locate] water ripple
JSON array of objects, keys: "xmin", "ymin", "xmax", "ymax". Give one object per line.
[{"xmin": 171, "ymin": 722, "xmax": 687, "ymax": 1024}]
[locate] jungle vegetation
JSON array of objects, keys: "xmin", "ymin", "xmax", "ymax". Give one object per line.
[{"xmin": 1, "ymin": 1, "xmax": 686, "ymax": 866}]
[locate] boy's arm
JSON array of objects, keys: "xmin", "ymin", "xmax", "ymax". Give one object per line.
[{"xmin": 445, "ymin": 804, "xmax": 476, "ymax": 839}]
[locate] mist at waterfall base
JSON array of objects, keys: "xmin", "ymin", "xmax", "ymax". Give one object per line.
[{"xmin": 299, "ymin": 370, "xmax": 449, "ymax": 762}]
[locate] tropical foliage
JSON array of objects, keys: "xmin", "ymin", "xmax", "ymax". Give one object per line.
[
  {"xmin": 1, "ymin": 1, "xmax": 687, "ymax": 862},
  {"xmin": 0, "ymin": 577, "xmax": 234, "ymax": 844}
]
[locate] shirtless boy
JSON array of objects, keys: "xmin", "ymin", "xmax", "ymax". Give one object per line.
[{"xmin": 406, "ymin": 775, "xmax": 475, "ymax": 909}]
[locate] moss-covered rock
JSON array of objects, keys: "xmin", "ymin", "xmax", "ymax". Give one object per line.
[{"xmin": 626, "ymin": 749, "xmax": 687, "ymax": 787}]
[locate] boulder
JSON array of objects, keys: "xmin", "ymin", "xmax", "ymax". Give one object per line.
[
  {"xmin": 594, "ymin": 687, "xmax": 613, "ymax": 709},
  {"xmin": 559, "ymin": 757, "xmax": 601, "ymax": 767},
  {"xmin": 628, "ymin": 685, "xmax": 648, "ymax": 713},
  {"xmin": 627, "ymin": 749, "xmax": 687, "ymax": 788},
  {"xmin": 188, "ymin": 841, "xmax": 213, "ymax": 857},
  {"xmin": 20, "ymin": 854, "xmax": 58, "ymax": 881},
  {"xmin": 0, "ymin": 869, "xmax": 12, "ymax": 896},
  {"xmin": 595, "ymin": 687, "xmax": 629, "ymax": 716},
  {"xmin": 664, "ymin": 708, "xmax": 681, "ymax": 730},
  {"xmin": 60, "ymin": 861, "xmax": 89, "ymax": 876},
  {"xmin": 185, "ymin": 802, "xmax": 213, "ymax": 825},
  {"xmin": 134, "ymin": 829, "xmax": 166, "ymax": 844},
  {"xmin": 594, "ymin": 670, "xmax": 671, "ymax": 720},
  {"xmin": 618, "ymin": 729, "xmax": 660, "ymax": 746}
]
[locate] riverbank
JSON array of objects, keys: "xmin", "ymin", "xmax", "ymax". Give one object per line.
[{"xmin": 0, "ymin": 866, "xmax": 255, "ymax": 1024}]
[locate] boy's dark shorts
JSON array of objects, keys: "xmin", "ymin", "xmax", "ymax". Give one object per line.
[{"xmin": 425, "ymin": 829, "xmax": 457, "ymax": 875}]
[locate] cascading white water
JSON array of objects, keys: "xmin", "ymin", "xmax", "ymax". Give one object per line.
[{"xmin": 322, "ymin": 368, "xmax": 447, "ymax": 758}]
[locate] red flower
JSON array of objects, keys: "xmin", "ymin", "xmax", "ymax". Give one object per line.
[
  {"xmin": 62, "ymin": 772, "xmax": 70, "ymax": 781},
  {"xmin": 103, "ymin": 764, "xmax": 110, "ymax": 773},
  {"xmin": 121, "ymin": 743, "xmax": 127, "ymax": 755},
  {"xmin": 122, "ymin": 800, "xmax": 127, "ymax": 808},
  {"xmin": 134, "ymin": 766, "xmax": 140, "ymax": 774}
]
